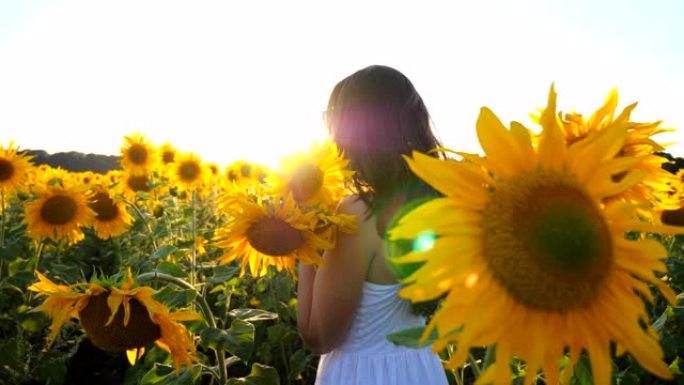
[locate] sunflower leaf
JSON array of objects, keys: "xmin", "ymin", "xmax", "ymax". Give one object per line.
[
  {"xmin": 226, "ymin": 363, "xmax": 280, "ymax": 385},
  {"xmin": 151, "ymin": 245, "xmax": 179, "ymax": 261},
  {"xmin": 200, "ymin": 320, "xmax": 255, "ymax": 361},
  {"xmin": 228, "ymin": 308, "xmax": 278, "ymax": 322},
  {"xmin": 386, "ymin": 326, "xmax": 439, "ymax": 348},
  {"xmin": 155, "ymin": 261, "xmax": 187, "ymax": 278}
]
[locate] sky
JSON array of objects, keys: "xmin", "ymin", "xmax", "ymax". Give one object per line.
[{"xmin": 0, "ymin": 0, "xmax": 683, "ymax": 168}]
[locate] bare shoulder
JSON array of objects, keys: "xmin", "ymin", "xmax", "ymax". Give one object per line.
[{"xmin": 337, "ymin": 194, "xmax": 369, "ymax": 218}]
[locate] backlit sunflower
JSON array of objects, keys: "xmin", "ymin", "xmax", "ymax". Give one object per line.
[
  {"xmin": 120, "ymin": 133, "xmax": 159, "ymax": 176},
  {"xmin": 214, "ymin": 193, "xmax": 333, "ymax": 276},
  {"xmin": 158, "ymin": 142, "xmax": 178, "ymax": 166},
  {"xmin": 29, "ymin": 270, "xmax": 200, "ymax": 373},
  {"xmin": 0, "ymin": 141, "xmax": 33, "ymax": 195},
  {"xmin": 168, "ymin": 152, "xmax": 208, "ymax": 193},
  {"xmin": 388, "ymin": 86, "xmax": 684, "ymax": 385},
  {"xmin": 23, "ymin": 179, "xmax": 95, "ymax": 244},
  {"xmin": 267, "ymin": 140, "xmax": 352, "ymax": 209},
  {"xmin": 88, "ymin": 185, "xmax": 133, "ymax": 239},
  {"xmin": 223, "ymin": 160, "xmax": 268, "ymax": 192},
  {"xmin": 120, "ymin": 171, "xmax": 157, "ymax": 201},
  {"xmin": 537, "ymin": 89, "xmax": 680, "ymax": 220}
]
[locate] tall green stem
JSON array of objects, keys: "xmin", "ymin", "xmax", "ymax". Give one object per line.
[
  {"xmin": 1, "ymin": 189, "xmax": 6, "ymax": 249},
  {"xmin": 191, "ymin": 190, "xmax": 197, "ymax": 287},
  {"xmin": 123, "ymin": 197, "xmax": 159, "ymax": 250},
  {"xmin": 137, "ymin": 271, "xmax": 227, "ymax": 384}
]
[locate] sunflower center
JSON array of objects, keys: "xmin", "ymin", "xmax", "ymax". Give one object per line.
[
  {"xmin": 246, "ymin": 217, "xmax": 304, "ymax": 256},
  {"xmin": 127, "ymin": 175, "xmax": 151, "ymax": 192},
  {"xmin": 289, "ymin": 164, "xmax": 324, "ymax": 202},
  {"xmin": 179, "ymin": 161, "xmax": 201, "ymax": 182},
  {"xmin": 241, "ymin": 164, "xmax": 252, "ymax": 177},
  {"xmin": 128, "ymin": 144, "xmax": 148, "ymax": 165},
  {"xmin": 79, "ymin": 293, "xmax": 161, "ymax": 352},
  {"xmin": 162, "ymin": 151, "xmax": 175, "ymax": 164},
  {"xmin": 89, "ymin": 192, "xmax": 119, "ymax": 221},
  {"xmin": 40, "ymin": 195, "xmax": 78, "ymax": 225},
  {"xmin": 481, "ymin": 170, "xmax": 613, "ymax": 312},
  {"xmin": 0, "ymin": 158, "xmax": 14, "ymax": 182}
]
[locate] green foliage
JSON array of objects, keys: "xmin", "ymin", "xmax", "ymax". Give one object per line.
[{"xmin": 2, "ymin": 161, "xmax": 683, "ymax": 385}]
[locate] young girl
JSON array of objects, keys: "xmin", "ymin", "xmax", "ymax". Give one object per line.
[{"xmin": 297, "ymin": 65, "xmax": 449, "ymax": 385}]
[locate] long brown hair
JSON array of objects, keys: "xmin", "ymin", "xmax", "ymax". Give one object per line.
[{"xmin": 325, "ymin": 65, "xmax": 444, "ymax": 226}]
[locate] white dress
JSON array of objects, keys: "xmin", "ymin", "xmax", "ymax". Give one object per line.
[{"xmin": 315, "ymin": 281, "xmax": 448, "ymax": 385}]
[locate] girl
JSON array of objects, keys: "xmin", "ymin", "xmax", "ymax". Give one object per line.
[{"xmin": 297, "ymin": 65, "xmax": 449, "ymax": 385}]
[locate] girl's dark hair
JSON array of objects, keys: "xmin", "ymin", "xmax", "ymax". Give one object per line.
[
  {"xmin": 327, "ymin": 65, "xmax": 444, "ymax": 317},
  {"xmin": 326, "ymin": 65, "xmax": 444, "ymax": 221}
]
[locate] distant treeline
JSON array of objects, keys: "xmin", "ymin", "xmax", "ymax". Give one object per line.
[
  {"xmin": 19, "ymin": 149, "xmax": 684, "ymax": 175},
  {"xmin": 27, "ymin": 150, "xmax": 120, "ymax": 173}
]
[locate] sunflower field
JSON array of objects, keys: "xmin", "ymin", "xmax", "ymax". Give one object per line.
[{"xmin": 0, "ymin": 85, "xmax": 683, "ymax": 385}]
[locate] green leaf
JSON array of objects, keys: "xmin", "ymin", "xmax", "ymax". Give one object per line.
[
  {"xmin": 288, "ymin": 349, "xmax": 308, "ymax": 381},
  {"xmin": 669, "ymin": 357, "xmax": 682, "ymax": 375},
  {"xmin": 151, "ymin": 245, "xmax": 179, "ymax": 261},
  {"xmin": 652, "ymin": 306, "xmax": 668, "ymax": 334},
  {"xmin": 140, "ymin": 363, "xmax": 199, "ymax": 385},
  {"xmin": 156, "ymin": 261, "xmax": 187, "ymax": 278},
  {"xmin": 228, "ymin": 308, "xmax": 278, "ymax": 322},
  {"xmin": 226, "ymin": 363, "xmax": 280, "ymax": 385},
  {"xmin": 32, "ymin": 350, "xmax": 68, "ymax": 385},
  {"xmin": 386, "ymin": 326, "xmax": 440, "ymax": 348},
  {"xmin": 153, "ymin": 287, "xmax": 197, "ymax": 308},
  {"xmin": 200, "ymin": 320, "xmax": 255, "ymax": 361},
  {"xmin": 570, "ymin": 355, "xmax": 593, "ymax": 385},
  {"xmin": 208, "ymin": 264, "xmax": 240, "ymax": 284}
]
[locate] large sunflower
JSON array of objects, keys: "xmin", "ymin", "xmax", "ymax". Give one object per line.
[
  {"xmin": 23, "ymin": 179, "xmax": 95, "ymax": 244},
  {"xmin": 388, "ymin": 86, "xmax": 684, "ymax": 385},
  {"xmin": 120, "ymin": 133, "xmax": 159, "ymax": 176},
  {"xmin": 540, "ymin": 89, "xmax": 680, "ymax": 220},
  {"xmin": 88, "ymin": 184, "xmax": 134, "ymax": 239},
  {"xmin": 214, "ymin": 193, "xmax": 334, "ymax": 276},
  {"xmin": 0, "ymin": 141, "xmax": 33, "ymax": 195},
  {"xmin": 29, "ymin": 270, "xmax": 200, "ymax": 373},
  {"xmin": 266, "ymin": 140, "xmax": 352, "ymax": 209}
]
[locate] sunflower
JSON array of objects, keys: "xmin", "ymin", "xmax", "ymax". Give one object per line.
[
  {"xmin": 120, "ymin": 171, "xmax": 156, "ymax": 200},
  {"xmin": 23, "ymin": 179, "xmax": 95, "ymax": 244},
  {"xmin": 388, "ymin": 86, "xmax": 684, "ymax": 385},
  {"xmin": 28, "ymin": 270, "xmax": 200, "ymax": 373},
  {"xmin": 88, "ymin": 184, "xmax": 134, "ymax": 239},
  {"xmin": 158, "ymin": 142, "xmax": 178, "ymax": 166},
  {"xmin": 223, "ymin": 160, "xmax": 268, "ymax": 192},
  {"xmin": 168, "ymin": 152, "xmax": 208, "ymax": 193},
  {"xmin": 0, "ymin": 141, "xmax": 34, "ymax": 195},
  {"xmin": 537, "ymin": 89, "xmax": 680, "ymax": 220},
  {"xmin": 120, "ymin": 133, "xmax": 159, "ymax": 176},
  {"xmin": 214, "ymin": 193, "xmax": 333, "ymax": 276},
  {"xmin": 266, "ymin": 140, "xmax": 352, "ymax": 209}
]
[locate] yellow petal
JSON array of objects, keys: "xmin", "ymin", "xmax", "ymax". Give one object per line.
[{"xmin": 126, "ymin": 347, "xmax": 145, "ymax": 366}]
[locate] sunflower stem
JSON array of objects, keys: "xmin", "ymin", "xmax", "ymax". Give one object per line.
[
  {"xmin": 446, "ymin": 344, "xmax": 464, "ymax": 385},
  {"xmin": 191, "ymin": 190, "xmax": 197, "ymax": 288},
  {"xmin": 122, "ymin": 197, "xmax": 159, "ymax": 251},
  {"xmin": 137, "ymin": 271, "xmax": 227, "ymax": 385},
  {"xmin": 468, "ymin": 352, "xmax": 482, "ymax": 378},
  {"xmin": 0, "ymin": 188, "xmax": 6, "ymax": 250},
  {"xmin": 0, "ymin": 189, "xmax": 5, "ymax": 278},
  {"xmin": 482, "ymin": 345, "xmax": 495, "ymax": 370}
]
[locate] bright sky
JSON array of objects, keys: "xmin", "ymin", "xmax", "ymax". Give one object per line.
[{"xmin": 1, "ymin": 0, "xmax": 683, "ymax": 168}]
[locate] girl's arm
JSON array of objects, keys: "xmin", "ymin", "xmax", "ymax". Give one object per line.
[{"xmin": 296, "ymin": 196, "xmax": 369, "ymax": 354}]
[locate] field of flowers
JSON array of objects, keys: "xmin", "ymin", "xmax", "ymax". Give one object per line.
[{"xmin": 0, "ymin": 86, "xmax": 683, "ymax": 385}]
